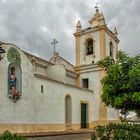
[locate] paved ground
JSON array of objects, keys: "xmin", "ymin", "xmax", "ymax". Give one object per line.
[{"xmin": 27, "ymin": 133, "xmax": 91, "ymax": 140}]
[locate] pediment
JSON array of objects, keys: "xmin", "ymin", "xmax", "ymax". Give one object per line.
[{"xmin": 89, "ymin": 13, "xmax": 101, "ymax": 27}]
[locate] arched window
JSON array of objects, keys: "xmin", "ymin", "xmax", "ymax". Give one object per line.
[
  {"xmin": 65, "ymin": 95, "xmax": 72, "ymax": 128},
  {"xmin": 109, "ymin": 41, "xmax": 113, "ymax": 57},
  {"xmin": 86, "ymin": 39, "xmax": 93, "ymax": 55}
]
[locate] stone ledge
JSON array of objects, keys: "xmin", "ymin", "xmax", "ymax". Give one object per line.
[{"xmin": 19, "ymin": 129, "xmax": 93, "ymax": 138}]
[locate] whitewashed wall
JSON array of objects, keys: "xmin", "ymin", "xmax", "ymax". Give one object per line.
[
  {"xmin": 0, "ymin": 44, "xmax": 93, "ymax": 125},
  {"xmin": 65, "ymin": 76, "xmax": 76, "ymax": 85},
  {"xmin": 79, "ymin": 70, "xmax": 100, "ymax": 121},
  {"xmin": 105, "ymin": 32, "xmax": 119, "ymax": 119},
  {"xmin": 80, "ymin": 31, "xmax": 100, "ymax": 65},
  {"xmin": 107, "ymin": 107, "xmax": 119, "ymax": 120},
  {"xmin": 47, "ymin": 64, "xmax": 66, "ymax": 83},
  {"xmin": 105, "ymin": 32, "xmax": 118, "ymax": 59}
]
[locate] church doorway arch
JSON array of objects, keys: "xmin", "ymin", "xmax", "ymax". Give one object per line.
[{"xmin": 65, "ymin": 95, "xmax": 72, "ymax": 128}]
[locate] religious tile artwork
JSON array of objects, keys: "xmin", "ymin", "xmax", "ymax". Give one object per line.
[
  {"xmin": 7, "ymin": 47, "xmax": 21, "ymax": 64},
  {"xmin": 7, "ymin": 48, "xmax": 22, "ymax": 102}
]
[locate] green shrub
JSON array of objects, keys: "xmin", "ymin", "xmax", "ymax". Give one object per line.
[
  {"xmin": 91, "ymin": 123, "xmax": 140, "ymax": 140},
  {"xmin": 0, "ymin": 130, "xmax": 26, "ymax": 140}
]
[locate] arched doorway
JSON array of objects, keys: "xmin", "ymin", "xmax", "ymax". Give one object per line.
[{"xmin": 65, "ymin": 95, "xmax": 72, "ymax": 128}]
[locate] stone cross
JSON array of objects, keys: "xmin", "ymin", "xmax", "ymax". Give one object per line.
[{"xmin": 51, "ymin": 38, "xmax": 58, "ymax": 53}]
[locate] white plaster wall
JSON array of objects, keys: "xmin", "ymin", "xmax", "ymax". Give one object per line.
[
  {"xmin": 47, "ymin": 64, "xmax": 66, "ymax": 83},
  {"xmin": 79, "ymin": 71, "xmax": 100, "ymax": 121},
  {"xmin": 105, "ymin": 33, "xmax": 118, "ymax": 60},
  {"xmin": 32, "ymin": 79, "xmax": 94, "ymax": 124},
  {"xmin": 107, "ymin": 107, "xmax": 119, "ymax": 120},
  {"xmin": 79, "ymin": 69, "xmax": 119, "ymax": 121},
  {"xmin": 80, "ymin": 31, "xmax": 100, "ymax": 65},
  {"xmin": 0, "ymin": 44, "xmax": 35, "ymax": 123},
  {"xmin": 105, "ymin": 34, "xmax": 109, "ymax": 57},
  {"xmin": 105, "ymin": 33, "xmax": 119, "ymax": 120},
  {"xmin": 94, "ymin": 32, "xmax": 100, "ymax": 63},
  {"xmin": 80, "ymin": 35, "xmax": 86, "ymax": 65},
  {"xmin": 0, "ymin": 45, "xmax": 93, "ymax": 125},
  {"xmin": 36, "ymin": 66, "xmax": 46, "ymax": 76},
  {"xmin": 65, "ymin": 76, "xmax": 76, "ymax": 85}
]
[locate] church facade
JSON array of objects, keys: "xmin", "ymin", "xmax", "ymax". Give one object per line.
[{"xmin": 0, "ymin": 8, "xmax": 119, "ymax": 133}]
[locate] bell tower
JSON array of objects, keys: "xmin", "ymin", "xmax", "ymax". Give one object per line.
[
  {"xmin": 74, "ymin": 7, "xmax": 120, "ymax": 125},
  {"xmin": 74, "ymin": 7, "xmax": 119, "ymax": 66}
]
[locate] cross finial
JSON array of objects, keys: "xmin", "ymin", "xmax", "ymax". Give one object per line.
[
  {"xmin": 51, "ymin": 38, "xmax": 58, "ymax": 53},
  {"xmin": 95, "ymin": 3, "xmax": 99, "ymax": 13}
]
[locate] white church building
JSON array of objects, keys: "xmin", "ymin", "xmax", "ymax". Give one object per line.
[{"xmin": 0, "ymin": 8, "xmax": 119, "ymax": 133}]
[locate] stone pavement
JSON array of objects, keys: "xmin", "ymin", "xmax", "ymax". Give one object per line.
[
  {"xmin": 27, "ymin": 133, "xmax": 91, "ymax": 140},
  {"xmin": 26, "ymin": 129, "xmax": 92, "ymax": 140}
]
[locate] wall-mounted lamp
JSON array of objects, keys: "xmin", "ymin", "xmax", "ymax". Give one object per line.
[{"xmin": 0, "ymin": 46, "xmax": 5, "ymax": 60}]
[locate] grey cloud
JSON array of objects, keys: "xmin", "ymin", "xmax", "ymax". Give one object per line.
[
  {"xmin": 0, "ymin": 0, "xmax": 139, "ymax": 65},
  {"xmin": 100, "ymin": 0, "xmax": 140, "ymax": 55}
]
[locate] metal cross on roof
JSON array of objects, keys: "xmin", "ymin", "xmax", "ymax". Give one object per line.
[
  {"xmin": 51, "ymin": 38, "xmax": 58, "ymax": 53},
  {"xmin": 95, "ymin": 2, "xmax": 99, "ymax": 13}
]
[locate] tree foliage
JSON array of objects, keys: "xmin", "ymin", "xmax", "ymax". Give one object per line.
[
  {"xmin": 0, "ymin": 130, "xmax": 26, "ymax": 140},
  {"xmin": 97, "ymin": 51, "xmax": 140, "ymax": 116},
  {"xmin": 91, "ymin": 123, "xmax": 140, "ymax": 140}
]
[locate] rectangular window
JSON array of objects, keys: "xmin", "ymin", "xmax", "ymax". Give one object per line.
[
  {"xmin": 41, "ymin": 85, "xmax": 44, "ymax": 93},
  {"xmin": 82, "ymin": 78, "xmax": 89, "ymax": 89}
]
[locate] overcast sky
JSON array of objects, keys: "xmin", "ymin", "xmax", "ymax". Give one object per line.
[{"xmin": 0, "ymin": 0, "xmax": 139, "ymax": 64}]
